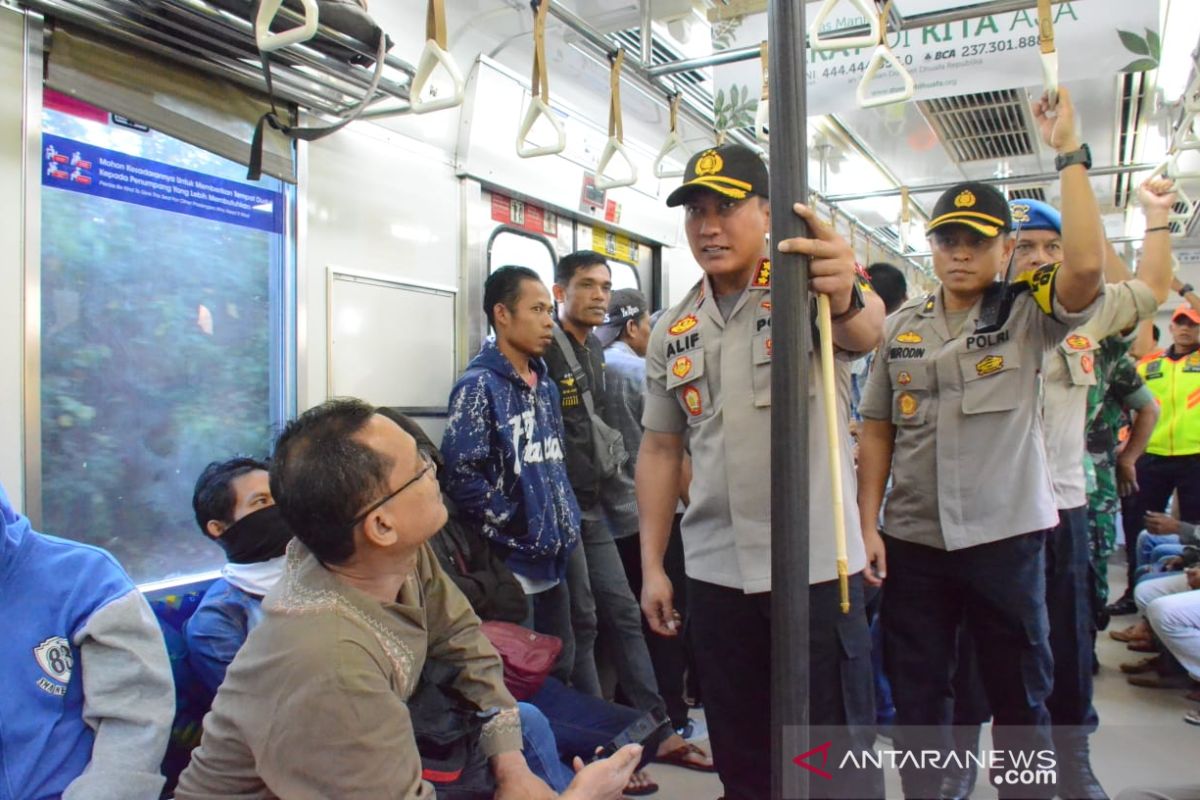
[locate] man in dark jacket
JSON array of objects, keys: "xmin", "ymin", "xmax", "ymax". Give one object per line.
[{"xmin": 442, "ymin": 265, "xmax": 584, "ymax": 684}]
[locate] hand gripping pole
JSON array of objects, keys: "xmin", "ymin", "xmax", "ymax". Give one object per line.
[{"xmin": 411, "ymin": 0, "xmax": 465, "ymax": 114}]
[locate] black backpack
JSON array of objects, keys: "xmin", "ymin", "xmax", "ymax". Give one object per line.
[{"xmin": 409, "ymin": 659, "xmax": 499, "ymax": 799}]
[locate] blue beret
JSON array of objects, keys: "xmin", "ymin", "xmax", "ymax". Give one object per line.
[{"xmin": 1008, "ymin": 198, "xmax": 1061, "ymax": 233}]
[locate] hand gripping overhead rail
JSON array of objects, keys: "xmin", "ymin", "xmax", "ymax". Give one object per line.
[
  {"xmin": 595, "ymin": 49, "xmax": 638, "ymax": 190},
  {"xmin": 410, "ymin": 0, "xmax": 465, "ymax": 113},
  {"xmin": 517, "ymin": 0, "xmax": 566, "ymax": 158}
]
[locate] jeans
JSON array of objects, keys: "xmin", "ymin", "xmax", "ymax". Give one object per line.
[
  {"xmin": 572, "ymin": 511, "xmax": 666, "ymax": 719},
  {"xmin": 519, "ymin": 702, "xmax": 576, "ymax": 792},
  {"xmin": 524, "ymin": 578, "xmax": 576, "ymax": 686},
  {"xmin": 1137, "ymin": 531, "xmax": 1183, "ymax": 571},
  {"xmin": 566, "ymin": 514, "xmax": 602, "ymax": 696},
  {"xmin": 527, "ymin": 677, "xmax": 657, "ymax": 771},
  {"xmin": 614, "ymin": 518, "xmax": 691, "ymax": 729}
]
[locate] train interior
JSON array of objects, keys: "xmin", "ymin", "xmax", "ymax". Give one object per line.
[{"xmin": 2, "ymin": 0, "xmax": 1199, "ymax": 795}]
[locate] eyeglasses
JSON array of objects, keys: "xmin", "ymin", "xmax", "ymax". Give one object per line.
[{"xmin": 347, "ymin": 448, "xmax": 436, "ymax": 530}]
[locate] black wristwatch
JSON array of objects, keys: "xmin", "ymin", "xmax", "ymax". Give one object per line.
[
  {"xmin": 830, "ymin": 279, "xmax": 867, "ymax": 323},
  {"xmin": 1180, "ymin": 283, "xmax": 1195, "ymax": 297},
  {"xmin": 1055, "ymin": 144, "xmax": 1092, "ymax": 172}
]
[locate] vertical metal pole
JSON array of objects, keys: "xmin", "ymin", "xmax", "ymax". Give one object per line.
[
  {"xmin": 768, "ymin": 1, "xmax": 810, "ymax": 799},
  {"xmin": 639, "ymin": 0, "xmax": 653, "ymax": 68}
]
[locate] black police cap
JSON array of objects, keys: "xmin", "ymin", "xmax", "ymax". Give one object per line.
[
  {"xmin": 665, "ymin": 144, "xmax": 769, "ymax": 207},
  {"xmin": 926, "ymin": 182, "xmax": 1013, "ymax": 238}
]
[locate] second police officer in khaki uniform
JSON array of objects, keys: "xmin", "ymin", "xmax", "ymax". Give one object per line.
[
  {"xmin": 858, "ymin": 88, "xmax": 1106, "ymax": 798},
  {"xmin": 635, "ymin": 143, "xmax": 886, "ymax": 800}
]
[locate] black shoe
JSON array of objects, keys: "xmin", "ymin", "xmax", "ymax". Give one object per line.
[
  {"xmin": 1055, "ymin": 736, "xmax": 1109, "ymax": 800},
  {"xmin": 1105, "ymin": 596, "xmax": 1137, "ymax": 616},
  {"xmin": 941, "ymin": 725, "xmax": 981, "ymax": 800}
]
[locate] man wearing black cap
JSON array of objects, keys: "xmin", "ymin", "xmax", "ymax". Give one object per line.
[
  {"xmin": 858, "ymin": 87, "xmax": 1106, "ymax": 798},
  {"xmin": 636, "ymin": 142, "xmax": 886, "ymax": 799}
]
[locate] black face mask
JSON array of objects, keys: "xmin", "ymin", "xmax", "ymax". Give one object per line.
[{"xmin": 217, "ymin": 505, "xmax": 294, "ymax": 564}]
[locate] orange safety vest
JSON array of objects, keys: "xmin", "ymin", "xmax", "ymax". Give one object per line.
[{"xmin": 1137, "ymin": 347, "xmax": 1200, "ymax": 456}]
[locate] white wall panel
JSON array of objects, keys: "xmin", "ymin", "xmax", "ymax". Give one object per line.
[
  {"xmin": 0, "ymin": 8, "xmax": 27, "ymax": 506},
  {"xmin": 302, "ymin": 121, "xmax": 461, "ymax": 409}
]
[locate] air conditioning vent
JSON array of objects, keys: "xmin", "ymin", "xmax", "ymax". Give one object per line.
[
  {"xmin": 918, "ymin": 90, "xmax": 1035, "ymax": 163},
  {"xmin": 1008, "ymin": 187, "xmax": 1047, "ymax": 201}
]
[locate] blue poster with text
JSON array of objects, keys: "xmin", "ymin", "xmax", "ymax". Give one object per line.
[{"xmin": 42, "ymin": 133, "xmax": 284, "ymax": 234}]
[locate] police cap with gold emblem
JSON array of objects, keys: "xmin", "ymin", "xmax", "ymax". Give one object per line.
[
  {"xmin": 665, "ymin": 143, "xmax": 769, "ymax": 207},
  {"xmin": 926, "ymin": 181, "xmax": 1013, "ymax": 239}
]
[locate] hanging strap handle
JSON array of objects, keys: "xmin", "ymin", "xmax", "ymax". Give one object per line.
[
  {"xmin": 248, "ymin": 0, "xmax": 387, "ymax": 180},
  {"xmin": 856, "ymin": 0, "xmax": 914, "ymax": 109},
  {"xmin": 517, "ymin": 0, "xmax": 566, "ymax": 158},
  {"xmin": 898, "ymin": 185, "xmax": 911, "ymax": 249},
  {"xmin": 411, "ymin": 0, "xmax": 465, "ymax": 113},
  {"xmin": 755, "ymin": 40, "xmax": 770, "ymax": 143},
  {"xmin": 596, "ymin": 49, "xmax": 638, "ymax": 190},
  {"xmin": 1037, "ymin": 0, "xmax": 1059, "ymax": 109},
  {"xmin": 256, "ymin": 0, "xmax": 319, "ymax": 53},
  {"xmin": 653, "ymin": 93, "xmax": 689, "ymax": 179},
  {"xmin": 810, "ymin": 0, "xmax": 879, "ymax": 51}
]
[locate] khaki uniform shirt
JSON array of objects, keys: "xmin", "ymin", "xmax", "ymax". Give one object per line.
[
  {"xmin": 860, "ymin": 264, "xmax": 1099, "ymax": 550},
  {"xmin": 176, "ymin": 540, "xmax": 521, "ymax": 800},
  {"xmin": 642, "ymin": 263, "xmax": 867, "ymax": 592},
  {"xmin": 1041, "ymin": 279, "xmax": 1158, "ymax": 509}
]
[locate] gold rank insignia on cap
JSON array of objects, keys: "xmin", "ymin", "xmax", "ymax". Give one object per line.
[
  {"xmin": 753, "ymin": 259, "xmax": 771, "ymax": 287},
  {"xmin": 898, "ymin": 392, "xmax": 918, "ymax": 417},
  {"xmin": 683, "ymin": 385, "xmax": 703, "ymax": 416},
  {"xmin": 1066, "ymin": 334, "xmax": 1092, "ymax": 351},
  {"xmin": 954, "ymin": 190, "xmax": 976, "ymax": 208},
  {"xmin": 671, "ymin": 355, "xmax": 693, "ymax": 380},
  {"xmin": 896, "ymin": 331, "xmax": 922, "ymax": 344},
  {"xmin": 1010, "ymin": 203, "xmax": 1030, "ymax": 223},
  {"xmin": 694, "ymin": 149, "xmax": 724, "ymax": 177},
  {"xmin": 976, "ymin": 355, "xmax": 1004, "ymax": 376},
  {"xmin": 669, "ymin": 314, "xmax": 698, "ymax": 336}
]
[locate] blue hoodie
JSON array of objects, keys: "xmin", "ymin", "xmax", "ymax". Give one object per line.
[
  {"xmin": 0, "ymin": 483, "xmax": 173, "ymax": 800},
  {"xmin": 441, "ymin": 340, "xmax": 580, "ymax": 583}
]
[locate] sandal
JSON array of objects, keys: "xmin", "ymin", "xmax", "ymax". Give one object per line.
[
  {"xmin": 1185, "ymin": 709, "xmax": 1200, "ymax": 727},
  {"xmin": 624, "ymin": 770, "xmax": 659, "ymax": 796},
  {"xmin": 1110, "ymin": 624, "xmax": 1148, "ymax": 643},
  {"xmin": 1126, "ymin": 639, "xmax": 1158, "ymax": 653},
  {"xmin": 656, "ymin": 742, "xmax": 717, "ymax": 773}
]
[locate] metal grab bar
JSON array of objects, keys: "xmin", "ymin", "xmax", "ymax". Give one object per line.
[{"xmin": 255, "ymin": 0, "xmax": 318, "ymax": 52}]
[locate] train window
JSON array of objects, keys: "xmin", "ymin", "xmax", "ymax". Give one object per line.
[
  {"xmin": 607, "ymin": 260, "xmax": 640, "ymax": 292},
  {"xmin": 37, "ymin": 100, "xmax": 293, "ymax": 583},
  {"xmin": 488, "ymin": 227, "xmax": 557, "ymax": 288}
]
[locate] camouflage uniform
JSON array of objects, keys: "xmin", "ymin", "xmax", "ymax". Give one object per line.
[{"xmin": 1084, "ymin": 339, "xmax": 1146, "ymax": 615}]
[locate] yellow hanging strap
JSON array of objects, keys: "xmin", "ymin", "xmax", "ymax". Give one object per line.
[
  {"xmin": 608, "ymin": 49, "xmax": 626, "ymax": 142},
  {"xmin": 1036, "ymin": 0, "xmax": 1059, "ymax": 107},
  {"xmin": 850, "ymin": 220, "xmax": 859, "ymax": 263},
  {"xmin": 715, "ymin": 129, "xmax": 727, "ymax": 146},
  {"xmin": 669, "ymin": 93, "xmax": 680, "ymax": 133},
  {"xmin": 1037, "ymin": 0, "xmax": 1055, "ymax": 55},
  {"xmin": 426, "ymin": 0, "xmax": 447, "ymax": 49},
  {"xmin": 531, "ymin": 0, "xmax": 550, "ymax": 100},
  {"xmin": 759, "ymin": 40, "xmax": 769, "ymax": 102}
]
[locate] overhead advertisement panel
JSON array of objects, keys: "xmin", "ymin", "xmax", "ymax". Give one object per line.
[{"xmin": 713, "ymin": 0, "xmax": 1160, "ymax": 119}]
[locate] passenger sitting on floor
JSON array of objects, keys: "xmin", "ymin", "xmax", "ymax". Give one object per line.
[
  {"xmin": 383, "ymin": 407, "xmax": 711, "ymax": 795},
  {"xmin": 185, "ymin": 456, "xmax": 292, "ymax": 697},
  {"xmin": 0, "ymin": 480, "xmax": 175, "ymax": 800},
  {"xmin": 175, "ymin": 399, "xmax": 641, "ymax": 799},
  {"xmin": 1134, "ymin": 511, "xmax": 1199, "ymax": 577},
  {"xmin": 1118, "ymin": 565, "xmax": 1200, "ymax": 702}
]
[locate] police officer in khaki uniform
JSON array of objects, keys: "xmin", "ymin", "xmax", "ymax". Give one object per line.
[
  {"xmin": 857, "ymin": 87, "xmax": 1106, "ymax": 798},
  {"xmin": 635, "ymin": 143, "xmax": 886, "ymax": 800}
]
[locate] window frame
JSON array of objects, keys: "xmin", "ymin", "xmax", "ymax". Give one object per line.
[{"xmin": 22, "ymin": 42, "xmax": 298, "ymax": 587}]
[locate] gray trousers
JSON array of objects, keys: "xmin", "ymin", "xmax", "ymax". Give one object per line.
[{"xmin": 567, "ymin": 511, "xmax": 666, "ymax": 718}]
